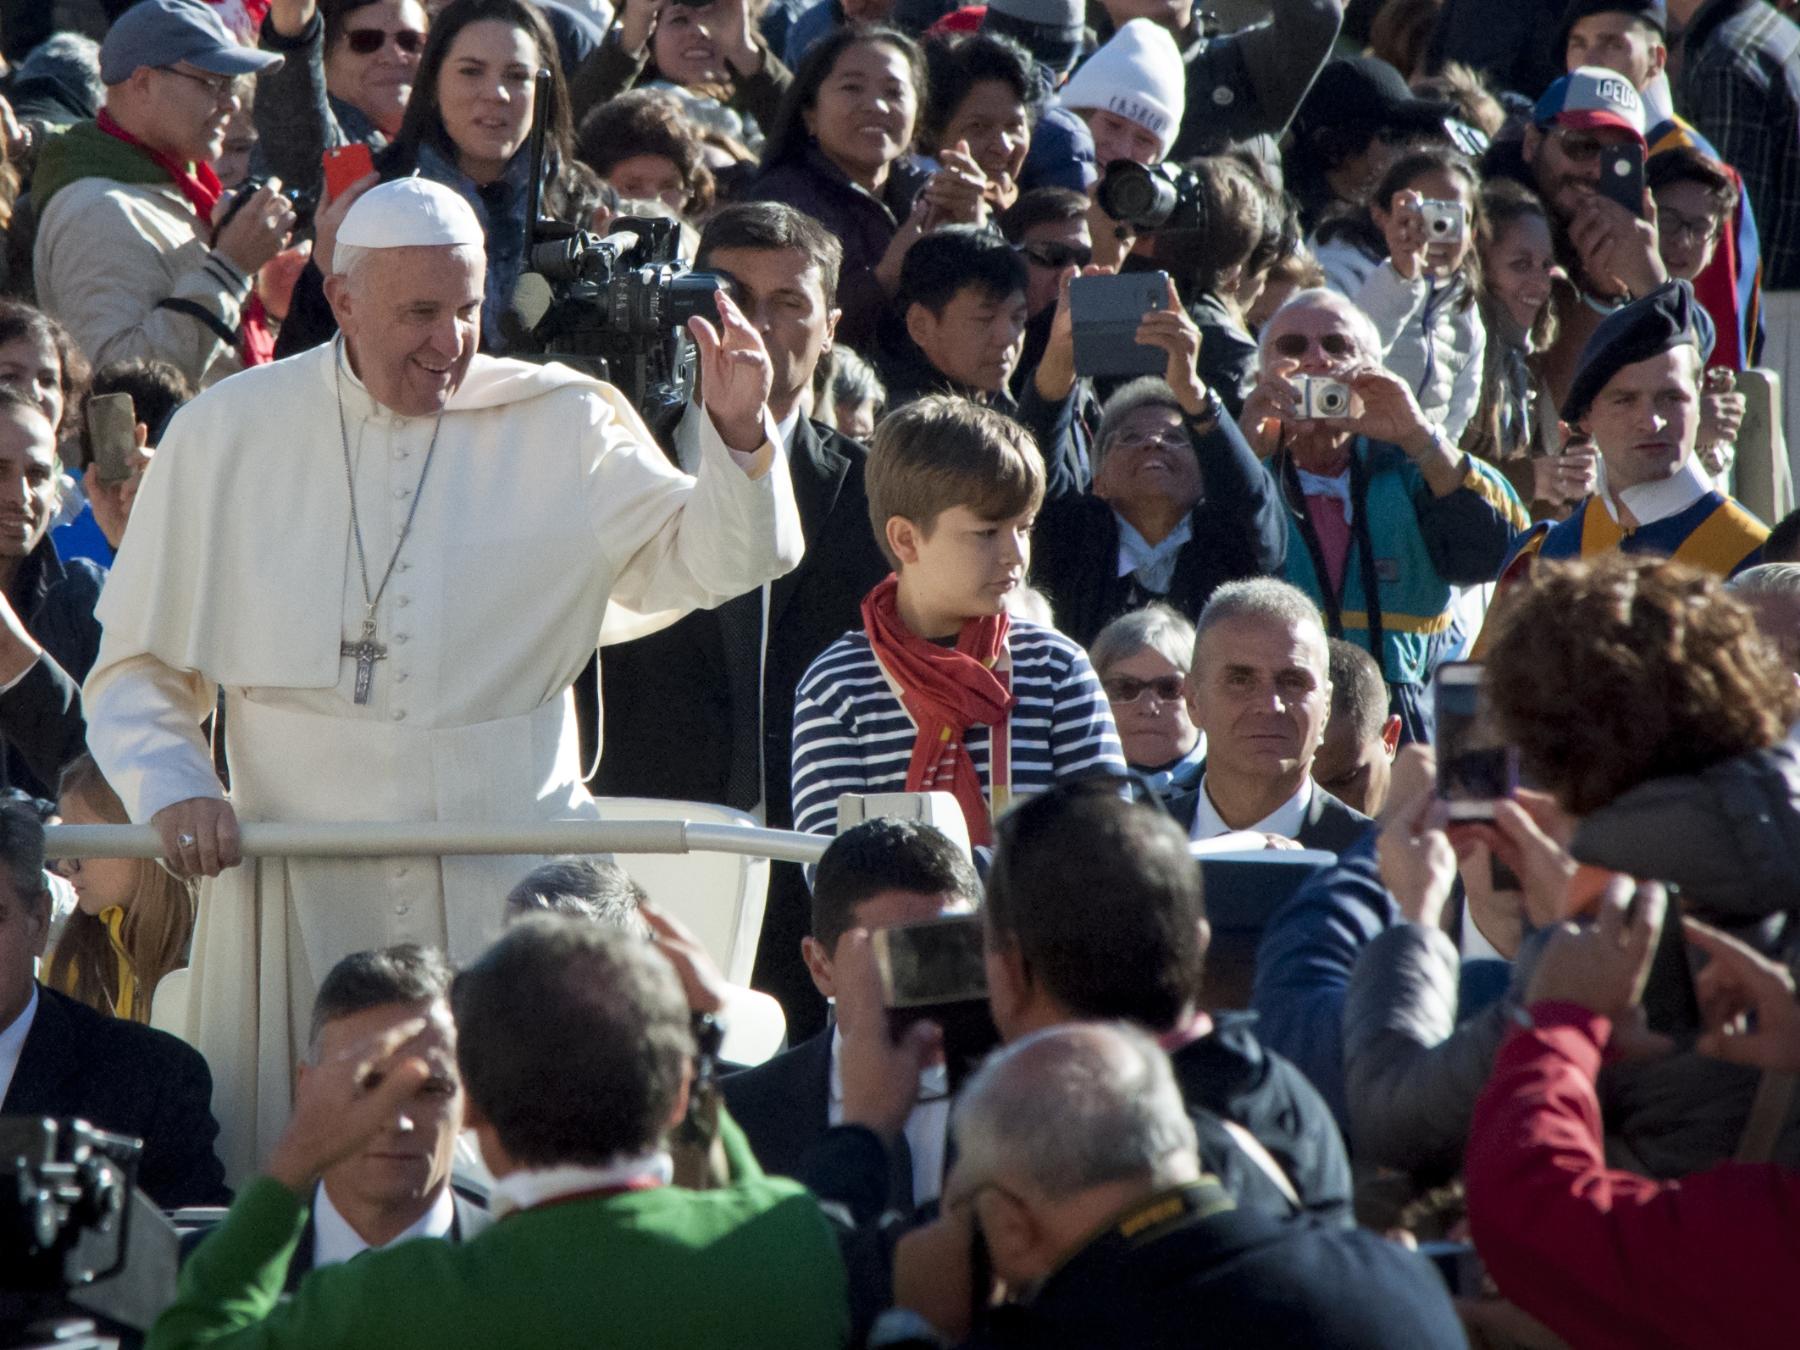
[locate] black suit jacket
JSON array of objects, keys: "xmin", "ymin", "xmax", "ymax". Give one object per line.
[
  {"xmin": 1164, "ymin": 779, "xmax": 1374, "ymax": 854},
  {"xmin": 2, "ymin": 984, "xmax": 230, "ymax": 1209},
  {"xmin": 281, "ymin": 1186, "xmax": 493, "ymax": 1292},
  {"xmin": 719, "ymin": 1028, "xmax": 832, "ymax": 1182},
  {"xmin": 594, "ymin": 417, "xmax": 890, "ymax": 827}
]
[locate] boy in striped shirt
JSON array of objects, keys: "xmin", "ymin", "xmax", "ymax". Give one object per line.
[{"xmin": 790, "ymin": 397, "xmax": 1125, "ymax": 844}]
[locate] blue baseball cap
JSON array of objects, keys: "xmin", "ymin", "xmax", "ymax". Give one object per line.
[{"xmin": 100, "ymin": 0, "xmax": 283, "ymax": 86}]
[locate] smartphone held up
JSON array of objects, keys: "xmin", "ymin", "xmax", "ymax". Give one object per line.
[
  {"xmin": 1434, "ymin": 662, "xmax": 1519, "ymax": 823},
  {"xmin": 871, "ymin": 915, "xmax": 1000, "ymax": 1092}
]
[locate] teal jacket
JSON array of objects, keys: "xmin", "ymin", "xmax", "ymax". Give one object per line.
[
  {"xmin": 148, "ymin": 1120, "xmax": 849, "ymax": 1350},
  {"xmin": 1273, "ymin": 439, "xmax": 1527, "ymax": 686}
]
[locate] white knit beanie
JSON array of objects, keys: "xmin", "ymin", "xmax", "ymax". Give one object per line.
[{"xmin": 1060, "ymin": 18, "xmax": 1187, "ymax": 160}]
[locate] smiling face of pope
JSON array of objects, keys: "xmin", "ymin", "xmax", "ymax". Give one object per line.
[{"xmin": 326, "ymin": 243, "xmax": 485, "ymax": 417}]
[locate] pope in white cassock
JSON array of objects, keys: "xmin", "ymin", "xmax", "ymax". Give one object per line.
[{"xmin": 82, "ymin": 178, "xmax": 804, "ymax": 1181}]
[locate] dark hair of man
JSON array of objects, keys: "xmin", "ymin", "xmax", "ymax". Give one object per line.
[
  {"xmin": 697, "ymin": 200, "xmax": 844, "ymax": 308},
  {"xmin": 576, "ymin": 88, "xmax": 714, "ymax": 214},
  {"xmin": 1647, "ymin": 145, "xmax": 1741, "ymax": 217},
  {"xmin": 865, "ymin": 394, "xmax": 1046, "ymax": 567},
  {"xmin": 997, "ymin": 186, "xmax": 1089, "ymax": 244},
  {"xmin": 1486, "ymin": 555, "xmax": 1800, "ymax": 814},
  {"xmin": 897, "ymin": 224, "xmax": 1028, "ymax": 316},
  {"xmin": 922, "ymin": 32, "xmax": 1038, "ymax": 152},
  {"xmin": 0, "ymin": 300, "xmax": 87, "ymax": 436},
  {"xmin": 308, "ymin": 944, "xmax": 453, "ymax": 1057},
  {"xmin": 1326, "ymin": 637, "xmax": 1389, "ymax": 747},
  {"xmin": 396, "ymin": 0, "xmax": 578, "ymax": 211},
  {"xmin": 1765, "ymin": 506, "xmax": 1800, "ymax": 564},
  {"xmin": 985, "ymin": 780, "xmax": 1203, "ymax": 1029},
  {"xmin": 0, "ymin": 797, "xmax": 48, "ymax": 911},
  {"xmin": 453, "ymin": 918, "xmax": 694, "ymax": 1167},
  {"xmin": 322, "ymin": 0, "xmax": 396, "ymax": 52},
  {"xmin": 760, "ymin": 25, "xmax": 927, "ymax": 173},
  {"xmin": 74, "ymin": 359, "xmax": 193, "ymax": 470},
  {"xmin": 811, "ymin": 819, "xmax": 982, "ymax": 954},
  {"xmin": 1155, "ymin": 157, "xmax": 1268, "ymax": 297},
  {"xmin": 503, "ymin": 856, "xmax": 651, "ymax": 937}
]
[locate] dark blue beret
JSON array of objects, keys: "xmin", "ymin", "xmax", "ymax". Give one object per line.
[{"xmin": 1562, "ymin": 280, "xmax": 1715, "ymax": 422}]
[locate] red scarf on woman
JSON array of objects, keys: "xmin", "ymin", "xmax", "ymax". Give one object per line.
[
  {"xmin": 96, "ymin": 110, "xmax": 274, "ymax": 366},
  {"xmin": 861, "ymin": 574, "xmax": 1015, "ymax": 845}
]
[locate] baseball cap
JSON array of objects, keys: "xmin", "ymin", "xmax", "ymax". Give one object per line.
[
  {"xmin": 1533, "ymin": 65, "xmax": 1647, "ymax": 141},
  {"xmin": 100, "ymin": 0, "xmax": 283, "ymax": 86}
]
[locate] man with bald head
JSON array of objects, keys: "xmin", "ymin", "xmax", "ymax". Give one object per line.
[
  {"xmin": 1239, "ymin": 289, "xmax": 1528, "ymax": 740},
  {"xmin": 84, "ymin": 177, "xmax": 803, "ymax": 1179},
  {"xmin": 883, "ymin": 1022, "xmax": 1465, "ymax": 1348}
]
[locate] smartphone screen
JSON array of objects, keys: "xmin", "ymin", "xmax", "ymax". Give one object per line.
[
  {"xmin": 1435, "ymin": 663, "xmax": 1519, "ymax": 822},
  {"xmin": 1597, "ymin": 142, "xmax": 1647, "ymax": 219},
  {"xmin": 85, "ymin": 392, "xmax": 138, "ymax": 484},
  {"xmin": 871, "ymin": 915, "xmax": 998, "ymax": 1092}
]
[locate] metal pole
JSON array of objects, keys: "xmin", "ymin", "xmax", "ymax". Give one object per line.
[{"xmin": 44, "ymin": 819, "xmax": 830, "ymax": 867}]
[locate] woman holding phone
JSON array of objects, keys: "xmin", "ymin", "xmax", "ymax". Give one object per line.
[{"xmin": 275, "ymin": 0, "xmax": 586, "ymax": 356}]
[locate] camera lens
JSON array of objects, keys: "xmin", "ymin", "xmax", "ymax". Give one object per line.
[
  {"xmin": 1321, "ymin": 386, "xmax": 1348, "ymax": 415},
  {"xmin": 1097, "ymin": 162, "xmax": 1176, "ymax": 230}
]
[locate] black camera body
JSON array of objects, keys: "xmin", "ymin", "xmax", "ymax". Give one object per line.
[
  {"xmin": 219, "ymin": 176, "xmax": 318, "ymax": 236},
  {"xmin": 1097, "ymin": 159, "xmax": 1211, "ymax": 233}
]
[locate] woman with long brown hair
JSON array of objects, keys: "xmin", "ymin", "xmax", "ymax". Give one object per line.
[{"xmin": 47, "ymin": 755, "xmax": 195, "ymax": 1023}]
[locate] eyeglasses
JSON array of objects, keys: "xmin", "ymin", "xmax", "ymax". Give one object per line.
[
  {"xmin": 1110, "ymin": 428, "xmax": 1190, "ymax": 452},
  {"xmin": 1271, "ymin": 331, "xmax": 1356, "ymax": 359},
  {"xmin": 1659, "ymin": 206, "xmax": 1725, "ymax": 246},
  {"xmin": 1549, "ymin": 129, "xmax": 1609, "ymax": 164},
  {"xmin": 1020, "ymin": 241, "xmax": 1093, "ymax": 270},
  {"xmin": 1103, "ymin": 675, "xmax": 1186, "ymax": 704},
  {"xmin": 344, "ymin": 27, "xmax": 428, "ymax": 55},
  {"xmin": 159, "ymin": 65, "xmax": 236, "ymax": 103}
]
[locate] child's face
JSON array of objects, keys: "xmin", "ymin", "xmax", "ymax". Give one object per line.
[
  {"xmin": 894, "ymin": 504, "xmax": 1035, "ymax": 633},
  {"xmin": 1484, "ymin": 213, "xmax": 1559, "ymax": 333},
  {"xmin": 1398, "ymin": 166, "xmax": 1475, "ymax": 277}
]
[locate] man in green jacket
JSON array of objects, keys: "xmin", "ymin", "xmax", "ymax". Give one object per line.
[{"xmin": 148, "ymin": 918, "xmax": 851, "ymax": 1349}]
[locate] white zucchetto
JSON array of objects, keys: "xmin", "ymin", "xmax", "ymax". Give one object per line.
[{"xmin": 337, "ymin": 177, "xmax": 485, "ymax": 250}]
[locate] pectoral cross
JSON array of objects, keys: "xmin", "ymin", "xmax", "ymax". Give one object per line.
[{"xmin": 340, "ymin": 617, "xmax": 387, "ymax": 706}]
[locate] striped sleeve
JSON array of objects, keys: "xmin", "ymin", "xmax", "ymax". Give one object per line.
[
  {"xmin": 789, "ymin": 632, "xmax": 896, "ymax": 838},
  {"xmin": 1044, "ymin": 640, "xmax": 1128, "ymax": 782}
]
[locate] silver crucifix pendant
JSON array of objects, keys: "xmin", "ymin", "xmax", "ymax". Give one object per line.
[{"xmin": 340, "ymin": 617, "xmax": 388, "ymax": 705}]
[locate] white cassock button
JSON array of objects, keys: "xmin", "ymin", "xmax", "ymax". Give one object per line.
[
  {"xmin": 396, "ymin": 901, "xmax": 410, "ymax": 916},
  {"xmin": 395, "ymin": 634, "xmax": 409, "ymax": 644},
  {"xmin": 397, "ymin": 671, "xmax": 410, "ymax": 683},
  {"xmin": 395, "ymin": 487, "xmax": 410, "ymax": 499},
  {"xmin": 392, "ymin": 710, "xmax": 407, "ymax": 721},
  {"xmin": 397, "ymin": 596, "xmax": 410, "ymax": 608}
]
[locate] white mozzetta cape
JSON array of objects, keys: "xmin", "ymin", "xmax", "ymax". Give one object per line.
[{"xmin": 84, "ymin": 341, "xmax": 802, "ymax": 1179}]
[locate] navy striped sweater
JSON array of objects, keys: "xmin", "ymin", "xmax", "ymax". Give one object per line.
[{"xmin": 790, "ymin": 621, "xmax": 1127, "ymax": 838}]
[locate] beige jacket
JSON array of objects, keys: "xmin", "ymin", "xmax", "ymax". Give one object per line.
[{"xmin": 33, "ymin": 176, "xmax": 250, "ymax": 388}]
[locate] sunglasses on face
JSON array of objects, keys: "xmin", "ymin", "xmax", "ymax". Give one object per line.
[
  {"xmin": 1102, "ymin": 675, "xmax": 1186, "ymax": 704},
  {"xmin": 344, "ymin": 27, "xmax": 428, "ymax": 55},
  {"xmin": 1021, "ymin": 241, "xmax": 1093, "ymax": 269},
  {"xmin": 1550, "ymin": 129, "xmax": 1608, "ymax": 163},
  {"xmin": 1271, "ymin": 331, "xmax": 1356, "ymax": 359},
  {"xmin": 1111, "ymin": 428, "xmax": 1190, "ymax": 452}
]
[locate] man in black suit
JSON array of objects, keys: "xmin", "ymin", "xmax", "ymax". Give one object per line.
[
  {"xmin": 0, "ymin": 800, "xmax": 228, "ymax": 1209},
  {"xmin": 721, "ymin": 819, "xmax": 981, "ymax": 1208},
  {"xmin": 1163, "ymin": 578, "xmax": 1373, "ymax": 853},
  {"xmin": 592, "ymin": 203, "xmax": 892, "ymax": 1039},
  {"xmin": 278, "ymin": 944, "xmax": 489, "ymax": 1285}
]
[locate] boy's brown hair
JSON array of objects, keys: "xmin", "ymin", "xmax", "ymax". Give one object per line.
[{"xmin": 865, "ymin": 396, "xmax": 1046, "ymax": 569}]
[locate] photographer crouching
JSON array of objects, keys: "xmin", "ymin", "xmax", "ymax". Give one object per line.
[{"xmin": 1238, "ymin": 288, "xmax": 1529, "ymax": 741}]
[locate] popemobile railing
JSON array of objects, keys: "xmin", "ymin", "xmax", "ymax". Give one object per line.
[{"xmin": 41, "ymin": 819, "xmax": 832, "ymax": 866}]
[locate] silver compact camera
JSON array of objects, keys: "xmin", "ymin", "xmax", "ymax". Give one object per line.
[
  {"xmin": 1295, "ymin": 375, "xmax": 1352, "ymax": 419},
  {"xmin": 1420, "ymin": 198, "xmax": 1466, "ymax": 244}
]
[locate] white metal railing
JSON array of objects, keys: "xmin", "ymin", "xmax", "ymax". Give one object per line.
[{"xmin": 42, "ymin": 819, "xmax": 831, "ymax": 866}]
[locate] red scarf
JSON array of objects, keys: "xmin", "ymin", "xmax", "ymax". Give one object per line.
[
  {"xmin": 861, "ymin": 574, "xmax": 1015, "ymax": 845},
  {"xmin": 96, "ymin": 110, "xmax": 274, "ymax": 366}
]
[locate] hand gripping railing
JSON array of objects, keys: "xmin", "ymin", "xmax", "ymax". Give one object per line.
[{"xmin": 42, "ymin": 819, "xmax": 832, "ymax": 867}]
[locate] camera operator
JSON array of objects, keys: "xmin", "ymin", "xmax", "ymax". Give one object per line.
[{"xmin": 1240, "ymin": 287, "xmax": 1528, "ymax": 740}]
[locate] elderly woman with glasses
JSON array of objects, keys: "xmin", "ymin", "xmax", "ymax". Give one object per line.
[
  {"xmin": 1030, "ymin": 337, "xmax": 1286, "ymax": 650},
  {"xmin": 1237, "ymin": 287, "xmax": 1529, "ymax": 741},
  {"xmin": 1089, "ymin": 604, "xmax": 1205, "ymax": 794}
]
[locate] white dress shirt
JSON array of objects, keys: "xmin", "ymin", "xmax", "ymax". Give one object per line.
[
  {"xmin": 311, "ymin": 1178, "xmax": 457, "ymax": 1270},
  {"xmin": 0, "ymin": 984, "xmax": 39, "ymax": 1106},
  {"xmin": 1602, "ymin": 458, "xmax": 1711, "ymax": 527},
  {"xmin": 1189, "ymin": 776, "xmax": 1314, "ymax": 843},
  {"xmin": 488, "ymin": 1152, "xmax": 674, "ymax": 1218},
  {"xmin": 1114, "ymin": 513, "xmax": 1194, "ymax": 594},
  {"xmin": 827, "ymin": 1027, "xmax": 951, "ymax": 1205}
]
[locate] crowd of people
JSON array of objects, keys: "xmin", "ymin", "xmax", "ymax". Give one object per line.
[{"xmin": 3, "ymin": 0, "xmax": 1800, "ymax": 1345}]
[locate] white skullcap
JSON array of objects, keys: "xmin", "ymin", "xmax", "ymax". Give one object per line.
[{"xmin": 337, "ymin": 177, "xmax": 485, "ymax": 250}]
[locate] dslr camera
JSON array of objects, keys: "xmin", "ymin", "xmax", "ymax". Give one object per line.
[
  {"xmin": 1295, "ymin": 375, "xmax": 1352, "ymax": 420},
  {"xmin": 1419, "ymin": 198, "xmax": 1466, "ymax": 245},
  {"xmin": 1096, "ymin": 159, "xmax": 1209, "ymax": 232}
]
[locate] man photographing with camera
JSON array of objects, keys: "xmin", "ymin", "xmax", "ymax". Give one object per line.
[
  {"xmin": 1239, "ymin": 288, "xmax": 1528, "ymax": 740},
  {"xmin": 82, "ymin": 175, "xmax": 802, "ymax": 1183}
]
